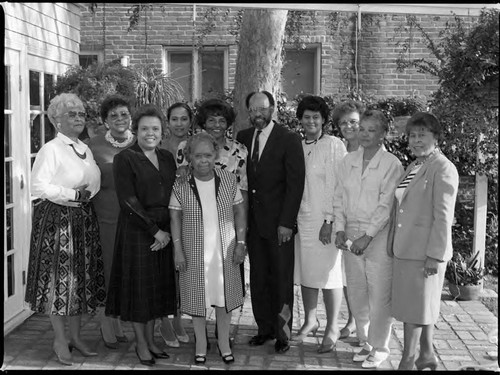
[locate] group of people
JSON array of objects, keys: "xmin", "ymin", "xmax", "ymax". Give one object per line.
[{"xmin": 26, "ymin": 89, "xmax": 459, "ymax": 371}]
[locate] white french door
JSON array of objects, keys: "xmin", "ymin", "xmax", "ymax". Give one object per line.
[{"xmin": 4, "ymin": 48, "xmax": 30, "ymax": 325}]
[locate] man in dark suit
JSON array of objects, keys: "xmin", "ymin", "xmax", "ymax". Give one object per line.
[{"xmin": 236, "ymin": 91, "xmax": 305, "ymax": 353}]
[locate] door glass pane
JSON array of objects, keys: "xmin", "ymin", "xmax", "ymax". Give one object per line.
[
  {"xmin": 7, "ymin": 254, "xmax": 14, "ymax": 297},
  {"xmin": 30, "ymin": 70, "xmax": 41, "ymax": 107},
  {"xmin": 6, "ymin": 207, "xmax": 13, "ymax": 252},
  {"xmin": 4, "ymin": 115, "xmax": 11, "ymax": 158},
  {"xmin": 44, "ymin": 114, "xmax": 55, "ymax": 143},
  {"xmin": 201, "ymin": 51, "xmax": 224, "ymax": 99},
  {"xmin": 282, "ymin": 49, "xmax": 315, "ymax": 99},
  {"xmin": 5, "ymin": 161, "xmax": 12, "ymax": 204},
  {"xmin": 5, "ymin": 66, "xmax": 10, "ymax": 110},
  {"xmin": 169, "ymin": 52, "xmax": 192, "ymax": 101},
  {"xmin": 44, "ymin": 73, "xmax": 55, "ymax": 109},
  {"xmin": 31, "ymin": 115, "xmax": 42, "ymax": 153}
]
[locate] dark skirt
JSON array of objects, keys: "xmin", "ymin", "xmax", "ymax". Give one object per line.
[
  {"xmin": 25, "ymin": 200, "xmax": 106, "ymax": 316},
  {"xmin": 105, "ymin": 208, "xmax": 176, "ymax": 323}
]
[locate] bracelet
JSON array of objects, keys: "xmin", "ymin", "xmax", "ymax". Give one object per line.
[
  {"xmin": 237, "ymin": 240, "xmax": 246, "ymax": 245},
  {"xmin": 173, "ymin": 239, "xmax": 180, "ymax": 243}
]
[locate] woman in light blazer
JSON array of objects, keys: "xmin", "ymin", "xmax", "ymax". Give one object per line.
[{"xmin": 387, "ymin": 112, "xmax": 459, "ymax": 370}]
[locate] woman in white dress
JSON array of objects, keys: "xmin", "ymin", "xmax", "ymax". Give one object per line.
[
  {"xmin": 169, "ymin": 132, "xmax": 247, "ymax": 365},
  {"xmin": 292, "ymin": 96, "xmax": 347, "ymax": 353}
]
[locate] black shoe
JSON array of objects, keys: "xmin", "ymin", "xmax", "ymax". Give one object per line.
[
  {"xmin": 217, "ymin": 343, "xmax": 235, "ymax": 364},
  {"xmin": 274, "ymin": 339, "xmax": 290, "ymax": 354},
  {"xmin": 100, "ymin": 327, "xmax": 119, "ymax": 349},
  {"xmin": 135, "ymin": 347, "xmax": 155, "ymax": 366},
  {"xmin": 194, "ymin": 354, "xmax": 206, "ymax": 364},
  {"xmin": 249, "ymin": 334, "xmax": 274, "ymax": 346},
  {"xmin": 149, "ymin": 349, "xmax": 170, "ymax": 359}
]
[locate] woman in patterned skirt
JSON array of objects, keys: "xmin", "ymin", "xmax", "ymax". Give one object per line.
[
  {"xmin": 26, "ymin": 93, "xmax": 106, "ymax": 366},
  {"xmin": 105, "ymin": 104, "xmax": 177, "ymax": 366},
  {"xmin": 170, "ymin": 132, "xmax": 247, "ymax": 365}
]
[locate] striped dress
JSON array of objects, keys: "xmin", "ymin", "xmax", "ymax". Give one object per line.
[{"xmin": 169, "ymin": 169, "xmax": 244, "ymax": 317}]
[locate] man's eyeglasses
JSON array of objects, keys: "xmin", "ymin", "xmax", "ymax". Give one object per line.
[
  {"xmin": 109, "ymin": 111, "xmax": 130, "ymax": 121},
  {"xmin": 339, "ymin": 119, "xmax": 359, "ymax": 127},
  {"xmin": 65, "ymin": 111, "xmax": 86, "ymax": 119},
  {"xmin": 249, "ymin": 107, "xmax": 271, "ymax": 114}
]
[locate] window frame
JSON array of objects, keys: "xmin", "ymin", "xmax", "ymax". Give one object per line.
[
  {"xmin": 163, "ymin": 46, "xmax": 229, "ymax": 102},
  {"xmin": 79, "ymin": 50, "xmax": 104, "ymax": 68},
  {"xmin": 282, "ymin": 43, "xmax": 321, "ymax": 97}
]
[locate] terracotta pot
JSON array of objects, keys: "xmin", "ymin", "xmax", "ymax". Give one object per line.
[{"xmin": 449, "ymin": 283, "xmax": 482, "ymax": 301}]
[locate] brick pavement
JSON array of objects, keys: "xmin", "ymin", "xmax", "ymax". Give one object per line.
[{"xmin": 2, "ymin": 267, "xmax": 498, "ymax": 371}]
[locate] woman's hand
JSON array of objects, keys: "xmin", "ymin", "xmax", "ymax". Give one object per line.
[
  {"xmin": 174, "ymin": 248, "xmax": 187, "ymax": 272},
  {"xmin": 74, "ymin": 183, "xmax": 91, "ymax": 202},
  {"xmin": 335, "ymin": 231, "xmax": 348, "ymax": 250},
  {"xmin": 424, "ymin": 256, "xmax": 439, "ymax": 278},
  {"xmin": 233, "ymin": 243, "xmax": 246, "ymax": 266},
  {"xmin": 151, "ymin": 230, "xmax": 171, "ymax": 251},
  {"xmin": 319, "ymin": 222, "xmax": 333, "ymax": 245},
  {"xmin": 350, "ymin": 234, "xmax": 373, "ymax": 256}
]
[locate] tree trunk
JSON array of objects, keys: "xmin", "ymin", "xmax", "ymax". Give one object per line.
[{"xmin": 233, "ymin": 9, "xmax": 288, "ymax": 135}]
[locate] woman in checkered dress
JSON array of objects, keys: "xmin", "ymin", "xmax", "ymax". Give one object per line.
[{"xmin": 169, "ymin": 132, "xmax": 247, "ymax": 365}]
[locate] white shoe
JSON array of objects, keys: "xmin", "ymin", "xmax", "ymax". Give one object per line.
[
  {"xmin": 176, "ymin": 333, "xmax": 190, "ymax": 344},
  {"xmin": 361, "ymin": 353, "xmax": 388, "ymax": 369},
  {"xmin": 159, "ymin": 326, "xmax": 180, "ymax": 348},
  {"xmin": 353, "ymin": 348, "xmax": 371, "ymax": 362}
]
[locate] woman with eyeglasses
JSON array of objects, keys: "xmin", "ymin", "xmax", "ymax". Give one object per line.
[
  {"xmin": 88, "ymin": 95, "xmax": 135, "ymax": 349},
  {"xmin": 330, "ymin": 100, "xmax": 365, "ymax": 342},
  {"xmin": 26, "ymin": 93, "xmax": 106, "ymax": 365}
]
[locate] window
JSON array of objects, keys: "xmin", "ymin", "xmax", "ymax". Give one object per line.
[
  {"xmin": 282, "ymin": 45, "xmax": 321, "ymax": 99},
  {"xmin": 164, "ymin": 47, "xmax": 228, "ymax": 102},
  {"xmin": 79, "ymin": 50, "xmax": 103, "ymax": 69}
]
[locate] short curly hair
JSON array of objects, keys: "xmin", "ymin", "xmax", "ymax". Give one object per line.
[
  {"xmin": 296, "ymin": 95, "xmax": 330, "ymax": 123},
  {"xmin": 131, "ymin": 104, "xmax": 165, "ymax": 135},
  {"xmin": 183, "ymin": 132, "xmax": 219, "ymax": 163},
  {"xmin": 196, "ymin": 98, "xmax": 236, "ymax": 128},
  {"xmin": 360, "ymin": 109, "xmax": 389, "ymax": 132},
  {"xmin": 100, "ymin": 95, "xmax": 132, "ymax": 123},
  {"xmin": 47, "ymin": 93, "xmax": 83, "ymax": 126},
  {"xmin": 405, "ymin": 112, "xmax": 442, "ymax": 141},
  {"xmin": 331, "ymin": 100, "xmax": 365, "ymax": 128}
]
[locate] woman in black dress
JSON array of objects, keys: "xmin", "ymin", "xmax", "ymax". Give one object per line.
[{"xmin": 105, "ymin": 104, "xmax": 177, "ymax": 366}]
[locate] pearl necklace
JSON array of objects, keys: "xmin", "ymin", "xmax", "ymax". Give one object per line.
[{"xmin": 105, "ymin": 130, "xmax": 134, "ymax": 148}]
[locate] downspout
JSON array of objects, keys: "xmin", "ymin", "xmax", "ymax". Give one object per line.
[{"xmin": 355, "ymin": 4, "xmax": 360, "ymax": 94}]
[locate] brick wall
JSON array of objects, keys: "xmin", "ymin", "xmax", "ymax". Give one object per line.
[{"xmin": 80, "ymin": 3, "xmax": 477, "ymax": 102}]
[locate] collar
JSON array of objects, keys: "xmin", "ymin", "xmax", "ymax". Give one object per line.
[
  {"xmin": 57, "ymin": 132, "xmax": 88, "ymax": 151},
  {"xmin": 351, "ymin": 145, "xmax": 385, "ymax": 169},
  {"xmin": 255, "ymin": 120, "xmax": 275, "ymax": 138}
]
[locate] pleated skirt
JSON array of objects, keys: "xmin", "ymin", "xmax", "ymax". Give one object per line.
[{"xmin": 25, "ymin": 200, "xmax": 106, "ymax": 316}]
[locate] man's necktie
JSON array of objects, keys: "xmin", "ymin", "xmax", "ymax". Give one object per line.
[{"xmin": 251, "ymin": 130, "xmax": 262, "ymax": 172}]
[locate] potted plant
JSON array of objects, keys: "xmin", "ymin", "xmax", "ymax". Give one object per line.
[{"xmin": 445, "ymin": 251, "xmax": 485, "ymax": 301}]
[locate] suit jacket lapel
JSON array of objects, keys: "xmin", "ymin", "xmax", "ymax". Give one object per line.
[{"xmin": 400, "ymin": 152, "xmax": 439, "ymax": 203}]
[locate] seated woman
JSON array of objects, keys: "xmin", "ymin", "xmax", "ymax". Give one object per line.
[
  {"xmin": 334, "ymin": 109, "xmax": 404, "ymax": 369},
  {"xmin": 169, "ymin": 132, "xmax": 247, "ymax": 365},
  {"xmin": 105, "ymin": 104, "xmax": 177, "ymax": 366},
  {"xmin": 25, "ymin": 93, "xmax": 105, "ymax": 366}
]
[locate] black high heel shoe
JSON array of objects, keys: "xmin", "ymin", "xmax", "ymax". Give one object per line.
[
  {"xmin": 317, "ymin": 335, "xmax": 337, "ymax": 354},
  {"xmin": 217, "ymin": 342, "xmax": 235, "ymax": 364},
  {"xmin": 193, "ymin": 331, "xmax": 208, "ymax": 365},
  {"xmin": 135, "ymin": 346, "xmax": 155, "ymax": 366},
  {"xmin": 149, "ymin": 349, "xmax": 170, "ymax": 359},
  {"xmin": 68, "ymin": 341, "xmax": 98, "ymax": 356},
  {"xmin": 415, "ymin": 355, "xmax": 438, "ymax": 370}
]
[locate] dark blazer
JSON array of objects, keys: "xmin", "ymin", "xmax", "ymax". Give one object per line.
[{"xmin": 236, "ymin": 121, "xmax": 305, "ymax": 239}]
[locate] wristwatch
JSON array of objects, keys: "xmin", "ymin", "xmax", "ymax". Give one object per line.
[{"xmin": 324, "ymin": 219, "xmax": 332, "ymax": 224}]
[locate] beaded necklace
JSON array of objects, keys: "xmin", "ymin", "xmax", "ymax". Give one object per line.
[{"xmin": 105, "ymin": 129, "xmax": 134, "ymax": 148}]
